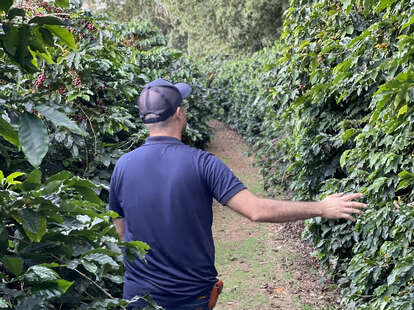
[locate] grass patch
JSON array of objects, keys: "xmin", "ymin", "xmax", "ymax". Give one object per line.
[{"xmin": 214, "ymin": 223, "xmax": 283, "ymax": 309}]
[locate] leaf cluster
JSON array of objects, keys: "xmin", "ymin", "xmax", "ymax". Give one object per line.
[
  {"xmin": 84, "ymin": 0, "xmax": 289, "ymax": 56},
  {"xmin": 203, "ymin": 0, "xmax": 414, "ymax": 308},
  {"xmin": 0, "ymin": 1, "xmax": 213, "ymax": 308},
  {"xmin": 0, "ymin": 0, "xmax": 213, "ymax": 186},
  {"xmin": 0, "ymin": 169, "xmax": 151, "ymax": 309}
]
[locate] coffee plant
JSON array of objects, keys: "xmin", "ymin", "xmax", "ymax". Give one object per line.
[
  {"xmin": 0, "ymin": 0, "xmax": 213, "ymax": 308},
  {"xmin": 1, "ymin": 0, "xmax": 212, "ymax": 182},
  {"xmin": 0, "ymin": 169, "xmax": 154, "ymax": 309},
  {"xmin": 204, "ymin": 0, "xmax": 414, "ymax": 308}
]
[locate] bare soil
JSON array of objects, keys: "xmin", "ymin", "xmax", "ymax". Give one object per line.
[{"xmin": 207, "ymin": 121, "xmax": 341, "ymax": 310}]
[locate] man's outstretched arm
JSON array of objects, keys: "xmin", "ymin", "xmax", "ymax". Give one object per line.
[{"xmin": 226, "ymin": 189, "xmax": 366, "ymax": 223}]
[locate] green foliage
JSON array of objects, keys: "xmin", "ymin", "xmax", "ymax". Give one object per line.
[
  {"xmin": 0, "ymin": 0, "xmax": 213, "ymax": 184},
  {"xmin": 1, "ymin": 0, "xmax": 213, "ymax": 308},
  {"xmin": 18, "ymin": 112, "xmax": 49, "ymax": 168},
  {"xmin": 204, "ymin": 0, "xmax": 414, "ymax": 308},
  {"xmin": 164, "ymin": 0, "xmax": 289, "ymax": 55},
  {"xmin": 0, "ymin": 2, "xmax": 74, "ymax": 72},
  {"xmin": 85, "ymin": 0, "xmax": 174, "ymax": 37},
  {"xmin": 85, "ymin": 0, "xmax": 288, "ymax": 56},
  {"xmin": 0, "ymin": 169, "xmax": 152, "ymax": 309}
]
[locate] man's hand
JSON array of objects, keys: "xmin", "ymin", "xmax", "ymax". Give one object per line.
[{"xmin": 320, "ymin": 193, "xmax": 366, "ymax": 222}]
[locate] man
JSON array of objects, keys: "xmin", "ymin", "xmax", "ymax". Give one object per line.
[{"xmin": 109, "ymin": 78, "xmax": 366, "ymax": 310}]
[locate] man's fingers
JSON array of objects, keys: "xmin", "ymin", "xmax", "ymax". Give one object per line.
[
  {"xmin": 341, "ymin": 193, "xmax": 364, "ymax": 201},
  {"xmin": 341, "ymin": 213, "xmax": 355, "ymax": 222},
  {"xmin": 330, "ymin": 192, "xmax": 344, "ymax": 198},
  {"xmin": 345, "ymin": 201, "xmax": 367, "ymax": 208},
  {"xmin": 342, "ymin": 207, "xmax": 364, "ymax": 215}
]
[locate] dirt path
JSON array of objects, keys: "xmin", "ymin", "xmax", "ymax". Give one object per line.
[{"xmin": 207, "ymin": 121, "xmax": 340, "ymax": 310}]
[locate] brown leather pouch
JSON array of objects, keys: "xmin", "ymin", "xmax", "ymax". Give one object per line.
[{"xmin": 208, "ymin": 280, "xmax": 223, "ymax": 309}]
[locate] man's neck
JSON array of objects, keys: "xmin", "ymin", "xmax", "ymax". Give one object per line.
[{"xmin": 149, "ymin": 131, "xmax": 182, "ymax": 140}]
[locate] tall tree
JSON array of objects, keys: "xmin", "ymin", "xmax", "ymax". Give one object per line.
[
  {"xmin": 164, "ymin": 0, "xmax": 288, "ymax": 55},
  {"xmin": 84, "ymin": 0, "xmax": 174, "ymax": 34},
  {"xmin": 84, "ymin": 0, "xmax": 288, "ymax": 56}
]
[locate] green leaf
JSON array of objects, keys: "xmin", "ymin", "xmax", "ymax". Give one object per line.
[
  {"xmin": 375, "ymin": 0, "xmax": 398, "ymax": 12},
  {"xmin": 1, "ymin": 256, "xmax": 24, "ymax": 276},
  {"xmin": 387, "ymin": 264, "xmax": 413, "ymax": 287},
  {"xmin": 66, "ymin": 177, "xmax": 97, "ymax": 189},
  {"xmin": 83, "ymin": 253, "xmax": 118, "ymax": 269},
  {"xmin": 80, "ymin": 260, "xmax": 97, "ymax": 273},
  {"xmin": 0, "ymin": 117, "xmax": 20, "ymax": 147},
  {"xmin": 13, "ymin": 209, "xmax": 47, "ymax": 243},
  {"xmin": 398, "ymin": 170, "xmax": 414, "ymax": 179},
  {"xmin": 24, "ymin": 265, "xmax": 59, "ymax": 282},
  {"xmin": 2, "ymin": 25, "xmax": 20, "ymax": 56},
  {"xmin": 5, "ymin": 172, "xmax": 25, "ymax": 185},
  {"xmin": 340, "ymin": 150, "xmax": 351, "ymax": 169},
  {"xmin": 121, "ymin": 241, "xmax": 150, "ymax": 262},
  {"xmin": 18, "ymin": 113, "xmax": 49, "ymax": 168},
  {"xmin": 55, "ymin": 0, "xmax": 69, "ymax": 8},
  {"xmin": 0, "ymin": 297, "xmax": 8, "ymax": 308},
  {"xmin": 262, "ymin": 63, "xmax": 276, "ymax": 71},
  {"xmin": 342, "ymin": 128, "xmax": 359, "ymax": 143},
  {"xmin": 397, "ymin": 104, "xmax": 407, "ymax": 116},
  {"xmin": 45, "ymin": 170, "xmax": 72, "ymax": 185},
  {"xmin": 41, "ymin": 180, "xmax": 63, "ymax": 196},
  {"xmin": 53, "ymin": 279, "xmax": 73, "ymax": 292},
  {"xmin": 23, "ymin": 169, "xmax": 42, "ymax": 191},
  {"xmin": 0, "ymin": 223, "xmax": 9, "ymax": 254},
  {"xmin": 342, "ymin": 0, "xmax": 352, "ymax": 14},
  {"xmin": 345, "ymin": 25, "xmax": 354, "ymax": 35},
  {"xmin": 401, "ymin": 15, "xmax": 414, "ymax": 31},
  {"xmin": 44, "ymin": 25, "xmax": 75, "ymax": 50},
  {"xmin": 7, "ymin": 7, "xmax": 25, "ymax": 19},
  {"xmin": 28, "ymin": 16, "xmax": 65, "ymax": 26},
  {"xmin": 27, "ymin": 45, "xmax": 39, "ymax": 68},
  {"xmin": 31, "ymin": 278, "xmax": 73, "ymax": 297},
  {"xmin": 75, "ymin": 187, "xmax": 102, "ymax": 204},
  {"xmin": 39, "ymin": 27, "xmax": 54, "ymax": 46},
  {"xmin": 64, "ymin": 177, "xmax": 102, "ymax": 203},
  {"xmin": 366, "ymin": 177, "xmax": 388, "ymax": 193},
  {"xmin": 0, "ymin": 0, "xmax": 13, "ymax": 13},
  {"xmin": 397, "ymin": 170, "xmax": 414, "ymax": 190},
  {"xmin": 36, "ymin": 105, "xmax": 86, "ymax": 136},
  {"xmin": 103, "ymin": 273, "xmax": 123, "ymax": 284}
]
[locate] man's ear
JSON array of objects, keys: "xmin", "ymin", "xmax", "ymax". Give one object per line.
[{"xmin": 176, "ymin": 106, "xmax": 185, "ymax": 118}]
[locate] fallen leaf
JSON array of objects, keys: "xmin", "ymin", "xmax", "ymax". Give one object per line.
[{"xmin": 274, "ymin": 287, "xmax": 285, "ymax": 295}]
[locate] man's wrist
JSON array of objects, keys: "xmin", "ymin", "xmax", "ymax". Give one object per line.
[{"xmin": 315, "ymin": 201, "xmax": 325, "ymax": 218}]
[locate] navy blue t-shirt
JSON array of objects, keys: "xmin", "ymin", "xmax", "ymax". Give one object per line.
[{"xmin": 109, "ymin": 136, "xmax": 246, "ymax": 308}]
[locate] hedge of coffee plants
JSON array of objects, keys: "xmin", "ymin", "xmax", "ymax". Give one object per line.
[
  {"xmin": 1, "ymin": 0, "xmax": 212, "ymax": 183},
  {"xmin": 0, "ymin": 0, "xmax": 212, "ymax": 308},
  {"xmin": 205, "ymin": 0, "xmax": 414, "ymax": 308}
]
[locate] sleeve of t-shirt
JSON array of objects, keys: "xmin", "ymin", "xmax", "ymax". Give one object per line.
[
  {"xmin": 109, "ymin": 163, "xmax": 124, "ymax": 217},
  {"xmin": 202, "ymin": 152, "xmax": 247, "ymax": 205}
]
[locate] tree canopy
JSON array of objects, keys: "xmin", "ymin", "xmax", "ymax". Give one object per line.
[{"xmin": 84, "ymin": 0, "xmax": 288, "ymax": 55}]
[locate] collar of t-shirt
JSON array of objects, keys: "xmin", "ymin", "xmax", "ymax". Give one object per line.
[{"xmin": 144, "ymin": 136, "xmax": 183, "ymax": 145}]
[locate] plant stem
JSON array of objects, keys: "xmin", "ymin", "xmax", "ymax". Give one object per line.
[{"xmin": 73, "ymin": 268, "xmax": 114, "ymax": 299}]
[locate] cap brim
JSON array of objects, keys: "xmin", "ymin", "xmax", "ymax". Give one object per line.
[{"xmin": 174, "ymin": 82, "xmax": 192, "ymax": 99}]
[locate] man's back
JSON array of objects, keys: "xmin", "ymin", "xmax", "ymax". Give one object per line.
[{"xmin": 109, "ymin": 136, "xmax": 245, "ymax": 308}]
